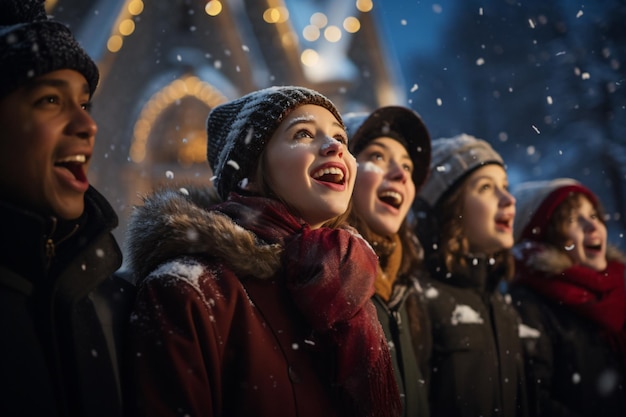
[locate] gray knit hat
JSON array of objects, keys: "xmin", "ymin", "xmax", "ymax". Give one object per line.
[
  {"xmin": 418, "ymin": 133, "xmax": 504, "ymax": 208},
  {"xmin": 0, "ymin": 0, "xmax": 99, "ymax": 99},
  {"xmin": 343, "ymin": 106, "xmax": 431, "ymax": 190},
  {"xmin": 512, "ymin": 178, "xmax": 598, "ymax": 242},
  {"xmin": 206, "ymin": 86, "xmax": 343, "ymax": 200}
]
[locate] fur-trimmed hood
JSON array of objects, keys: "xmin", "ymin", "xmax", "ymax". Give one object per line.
[
  {"xmin": 513, "ymin": 240, "xmax": 626, "ymax": 275},
  {"xmin": 125, "ymin": 184, "xmax": 282, "ymax": 283}
]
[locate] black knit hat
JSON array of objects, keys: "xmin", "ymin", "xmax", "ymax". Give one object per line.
[
  {"xmin": 0, "ymin": 0, "xmax": 99, "ymax": 99},
  {"xmin": 343, "ymin": 106, "xmax": 431, "ymax": 191},
  {"xmin": 206, "ymin": 86, "xmax": 343, "ymax": 200}
]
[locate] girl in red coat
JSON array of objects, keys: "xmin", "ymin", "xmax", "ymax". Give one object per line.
[
  {"xmin": 510, "ymin": 178, "xmax": 626, "ymax": 416},
  {"xmin": 124, "ymin": 86, "xmax": 401, "ymax": 417}
]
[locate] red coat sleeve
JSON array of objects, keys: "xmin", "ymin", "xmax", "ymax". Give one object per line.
[{"xmin": 126, "ymin": 260, "xmax": 225, "ymax": 417}]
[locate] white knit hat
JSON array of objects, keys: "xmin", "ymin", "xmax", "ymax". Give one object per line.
[{"xmin": 417, "ymin": 133, "xmax": 504, "ymax": 208}]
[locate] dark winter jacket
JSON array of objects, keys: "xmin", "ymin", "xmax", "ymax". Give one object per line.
[
  {"xmin": 373, "ymin": 279, "xmax": 431, "ymax": 417},
  {"xmin": 0, "ymin": 186, "xmax": 129, "ymax": 417},
  {"xmin": 124, "ymin": 186, "xmax": 402, "ymax": 417},
  {"xmin": 511, "ymin": 243, "xmax": 626, "ymax": 417},
  {"xmin": 421, "ymin": 256, "xmax": 528, "ymax": 417}
]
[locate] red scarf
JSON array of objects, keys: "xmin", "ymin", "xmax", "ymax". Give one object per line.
[
  {"xmin": 217, "ymin": 194, "xmax": 402, "ymax": 417},
  {"xmin": 517, "ymin": 258, "xmax": 626, "ymax": 361}
]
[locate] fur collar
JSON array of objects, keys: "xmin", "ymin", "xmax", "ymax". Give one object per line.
[
  {"xmin": 514, "ymin": 240, "xmax": 626, "ymax": 275},
  {"xmin": 125, "ymin": 184, "xmax": 282, "ymax": 283}
]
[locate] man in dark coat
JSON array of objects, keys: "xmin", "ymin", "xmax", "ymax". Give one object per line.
[{"xmin": 0, "ymin": 0, "xmax": 131, "ymax": 415}]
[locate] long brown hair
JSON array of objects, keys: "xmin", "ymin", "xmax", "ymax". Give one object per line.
[{"xmin": 419, "ymin": 180, "xmax": 514, "ymax": 281}]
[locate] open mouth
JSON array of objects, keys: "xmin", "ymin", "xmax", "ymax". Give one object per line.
[
  {"xmin": 55, "ymin": 154, "xmax": 88, "ymax": 183},
  {"xmin": 495, "ymin": 217, "xmax": 513, "ymax": 231},
  {"xmin": 584, "ymin": 243, "xmax": 602, "ymax": 253},
  {"xmin": 312, "ymin": 166, "xmax": 345, "ymax": 185},
  {"xmin": 378, "ymin": 190, "xmax": 403, "ymax": 209}
]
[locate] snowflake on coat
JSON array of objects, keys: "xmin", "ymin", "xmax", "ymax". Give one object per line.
[{"xmin": 450, "ymin": 304, "xmax": 484, "ymax": 325}]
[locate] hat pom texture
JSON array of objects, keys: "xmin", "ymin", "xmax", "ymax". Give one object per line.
[
  {"xmin": 0, "ymin": 0, "xmax": 99, "ymax": 98},
  {"xmin": 206, "ymin": 86, "xmax": 343, "ymax": 201}
]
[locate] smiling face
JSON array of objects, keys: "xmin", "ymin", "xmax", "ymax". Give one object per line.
[
  {"xmin": 559, "ymin": 194, "xmax": 608, "ymax": 271},
  {"xmin": 262, "ymin": 104, "xmax": 355, "ymax": 229},
  {"xmin": 461, "ymin": 164, "xmax": 516, "ymax": 254},
  {"xmin": 352, "ymin": 137, "xmax": 415, "ymax": 236},
  {"xmin": 0, "ymin": 69, "xmax": 96, "ymax": 220}
]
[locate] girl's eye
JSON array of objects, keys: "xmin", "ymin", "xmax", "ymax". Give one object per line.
[
  {"xmin": 368, "ymin": 151, "xmax": 384, "ymax": 162},
  {"xmin": 479, "ymin": 183, "xmax": 492, "ymax": 192},
  {"xmin": 294, "ymin": 129, "xmax": 314, "ymax": 140},
  {"xmin": 81, "ymin": 101, "xmax": 93, "ymax": 112},
  {"xmin": 403, "ymin": 163, "xmax": 413, "ymax": 173},
  {"xmin": 334, "ymin": 134, "xmax": 348, "ymax": 145}
]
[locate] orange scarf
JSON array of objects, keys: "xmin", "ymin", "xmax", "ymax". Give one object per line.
[{"xmin": 373, "ymin": 234, "xmax": 403, "ymax": 301}]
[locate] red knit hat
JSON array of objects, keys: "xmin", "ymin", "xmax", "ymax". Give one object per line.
[{"xmin": 513, "ymin": 178, "xmax": 599, "ymax": 242}]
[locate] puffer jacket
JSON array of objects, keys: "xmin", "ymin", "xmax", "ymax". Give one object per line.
[
  {"xmin": 511, "ymin": 243, "xmax": 626, "ymax": 417},
  {"xmin": 124, "ymin": 186, "xmax": 402, "ymax": 417},
  {"xmin": 0, "ymin": 186, "xmax": 128, "ymax": 417},
  {"xmin": 421, "ymin": 256, "xmax": 528, "ymax": 417}
]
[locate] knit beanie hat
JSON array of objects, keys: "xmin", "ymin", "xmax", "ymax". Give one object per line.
[
  {"xmin": 206, "ymin": 86, "xmax": 343, "ymax": 201},
  {"xmin": 343, "ymin": 106, "xmax": 431, "ymax": 191},
  {"xmin": 0, "ymin": 0, "xmax": 99, "ymax": 99},
  {"xmin": 513, "ymin": 178, "xmax": 598, "ymax": 242},
  {"xmin": 417, "ymin": 133, "xmax": 504, "ymax": 208}
]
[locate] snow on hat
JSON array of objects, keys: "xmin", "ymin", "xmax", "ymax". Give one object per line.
[
  {"xmin": 343, "ymin": 106, "xmax": 431, "ymax": 190},
  {"xmin": 513, "ymin": 178, "xmax": 598, "ymax": 242},
  {"xmin": 418, "ymin": 133, "xmax": 504, "ymax": 208},
  {"xmin": 206, "ymin": 86, "xmax": 343, "ymax": 200},
  {"xmin": 0, "ymin": 0, "xmax": 99, "ymax": 99}
]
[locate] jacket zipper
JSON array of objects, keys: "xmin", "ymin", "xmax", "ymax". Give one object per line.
[{"xmin": 45, "ymin": 217, "xmax": 79, "ymax": 268}]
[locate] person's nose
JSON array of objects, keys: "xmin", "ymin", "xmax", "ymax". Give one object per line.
[
  {"xmin": 499, "ymin": 188, "xmax": 516, "ymax": 207},
  {"xmin": 320, "ymin": 137, "xmax": 344, "ymax": 158},
  {"xmin": 67, "ymin": 105, "xmax": 97, "ymax": 140},
  {"xmin": 387, "ymin": 160, "xmax": 408, "ymax": 183},
  {"xmin": 582, "ymin": 217, "xmax": 599, "ymax": 232}
]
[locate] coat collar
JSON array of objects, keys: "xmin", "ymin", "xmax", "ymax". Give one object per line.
[{"xmin": 125, "ymin": 186, "xmax": 287, "ymax": 282}]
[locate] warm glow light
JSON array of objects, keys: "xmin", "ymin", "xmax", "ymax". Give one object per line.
[
  {"xmin": 119, "ymin": 19, "xmax": 135, "ymax": 36},
  {"xmin": 130, "ymin": 76, "xmax": 227, "ymax": 163},
  {"xmin": 45, "ymin": 0, "xmax": 58, "ymax": 12},
  {"xmin": 107, "ymin": 35, "xmax": 123, "ymax": 53},
  {"xmin": 263, "ymin": 8, "xmax": 279, "ymax": 23},
  {"xmin": 205, "ymin": 0, "xmax": 222, "ymax": 16},
  {"xmin": 301, "ymin": 49, "xmax": 320, "ymax": 67},
  {"xmin": 281, "ymin": 32, "xmax": 297, "ymax": 47},
  {"xmin": 324, "ymin": 26, "xmax": 342, "ymax": 42},
  {"xmin": 310, "ymin": 12, "xmax": 328, "ymax": 28},
  {"xmin": 263, "ymin": 7, "xmax": 289, "ymax": 24},
  {"xmin": 343, "ymin": 16, "xmax": 360, "ymax": 33},
  {"xmin": 303, "ymin": 24, "xmax": 320, "ymax": 41},
  {"xmin": 128, "ymin": 0, "xmax": 144, "ymax": 15},
  {"xmin": 356, "ymin": 0, "xmax": 373, "ymax": 13},
  {"xmin": 276, "ymin": 7, "xmax": 289, "ymax": 23}
]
